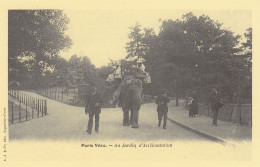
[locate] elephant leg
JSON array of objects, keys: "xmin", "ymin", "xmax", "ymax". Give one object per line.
[
  {"xmin": 131, "ymin": 109, "xmax": 139, "ymax": 128},
  {"xmin": 123, "ymin": 108, "xmax": 130, "ymax": 126},
  {"xmin": 158, "ymin": 111, "xmax": 163, "ymax": 127}
]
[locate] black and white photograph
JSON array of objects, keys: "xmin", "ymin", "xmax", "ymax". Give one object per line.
[{"xmin": 1, "ymin": 0, "xmax": 259, "ymax": 166}]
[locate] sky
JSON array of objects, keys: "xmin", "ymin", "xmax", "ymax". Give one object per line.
[{"xmin": 60, "ymin": 10, "xmax": 252, "ymax": 68}]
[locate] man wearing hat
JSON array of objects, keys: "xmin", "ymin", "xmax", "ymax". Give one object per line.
[
  {"xmin": 156, "ymin": 89, "xmax": 171, "ymax": 129},
  {"xmin": 208, "ymin": 88, "xmax": 224, "ymax": 126},
  {"xmin": 85, "ymin": 86, "xmax": 103, "ymax": 134}
]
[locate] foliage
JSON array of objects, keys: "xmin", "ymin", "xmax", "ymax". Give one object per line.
[
  {"xmin": 9, "ymin": 10, "xmax": 252, "ymax": 103},
  {"xmin": 242, "ymin": 28, "xmax": 252, "ymax": 69},
  {"xmin": 8, "ymin": 10, "xmax": 72, "ymax": 88},
  {"xmin": 125, "ymin": 12, "xmax": 252, "ymax": 100}
]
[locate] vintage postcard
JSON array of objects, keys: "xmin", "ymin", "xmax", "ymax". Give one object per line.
[{"xmin": 0, "ymin": 0, "xmax": 259, "ymax": 166}]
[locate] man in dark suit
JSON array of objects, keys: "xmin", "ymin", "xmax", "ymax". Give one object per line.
[
  {"xmin": 85, "ymin": 86, "xmax": 103, "ymax": 134},
  {"xmin": 208, "ymin": 88, "xmax": 224, "ymax": 126},
  {"xmin": 156, "ymin": 89, "xmax": 171, "ymax": 129}
]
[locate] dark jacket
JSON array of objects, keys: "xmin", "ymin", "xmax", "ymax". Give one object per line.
[
  {"xmin": 85, "ymin": 92, "xmax": 102, "ymax": 115},
  {"xmin": 190, "ymin": 92, "xmax": 198, "ymax": 114},
  {"xmin": 208, "ymin": 93, "xmax": 223, "ymax": 110},
  {"xmin": 156, "ymin": 94, "xmax": 171, "ymax": 112}
]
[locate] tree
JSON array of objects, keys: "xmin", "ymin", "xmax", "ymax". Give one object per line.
[
  {"xmin": 234, "ymin": 27, "xmax": 252, "ymax": 101},
  {"xmin": 125, "ymin": 24, "xmax": 159, "ymax": 95},
  {"xmin": 242, "ymin": 28, "xmax": 252, "ymax": 70},
  {"xmin": 125, "ymin": 13, "xmax": 250, "ymax": 104},
  {"xmin": 65, "ymin": 55, "xmax": 103, "ymax": 87},
  {"xmin": 52, "ymin": 56, "xmax": 70, "ymax": 87},
  {"xmin": 8, "ymin": 10, "xmax": 72, "ymax": 88},
  {"xmin": 125, "ymin": 23, "xmax": 151, "ymax": 62},
  {"xmin": 97, "ymin": 65, "xmax": 114, "ymax": 81}
]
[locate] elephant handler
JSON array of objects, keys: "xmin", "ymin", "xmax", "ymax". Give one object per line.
[
  {"xmin": 85, "ymin": 86, "xmax": 103, "ymax": 134},
  {"xmin": 156, "ymin": 89, "xmax": 171, "ymax": 129}
]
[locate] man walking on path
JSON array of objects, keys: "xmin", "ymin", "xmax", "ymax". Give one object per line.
[
  {"xmin": 85, "ymin": 87, "xmax": 103, "ymax": 134},
  {"xmin": 156, "ymin": 89, "xmax": 171, "ymax": 129},
  {"xmin": 208, "ymin": 88, "xmax": 224, "ymax": 126}
]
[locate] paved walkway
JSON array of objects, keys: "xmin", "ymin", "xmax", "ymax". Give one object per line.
[
  {"xmin": 166, "ymin": 101, "xmax": 252, "ymax": 145},
  {"xmin": 8, "ymin": 92, "xmax": 252, "ymax": 161},
  {"xmin": 9, "ymin": 92, "xmax": 207, "ymax": 142},
  {"xmin": 9, "ymin": 92, "xmax": 251, "ymax": 145}
]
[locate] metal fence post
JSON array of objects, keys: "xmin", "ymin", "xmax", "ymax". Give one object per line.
[
  {"xmin": 37, "ymin": 99, "xmax": 39, "ymax": 117},
  {"xmin": 11, "ymin": 102, "xmax": 14, "ymax": 124},
  {"xmin": 42, "ymin": 100, "xmax": 44, "ymax": 116},
  {"xmin": 32, "ymin": 99, "xmax": 34, "ymax": 119},
  {"xmin": 19, "ymin": 101, "xmax": 21, "ymax": 122},
  {"xmin": 45, "ymin": 100, "xmax": 47, "ymax": 115},
  {"xmin": 26, "ymin": 101, "xmax": 28, "ymax": 121}
]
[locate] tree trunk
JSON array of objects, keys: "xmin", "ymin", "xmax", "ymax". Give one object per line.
[
  {"xmin": 239, "ymin": 96, "xmax": 242, "ymax": 124},
  {"xmin": 33, "ymin": 51, "xmax": 42, "ymax": 89},
  {"xmin": 229, "ymin": 93, "xmax": 237, "ymax": 121}
]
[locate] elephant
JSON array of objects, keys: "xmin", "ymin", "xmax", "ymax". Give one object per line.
[{"xmin": 120, "ymin": 75, "xmax": 143, "ymax": 128}]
